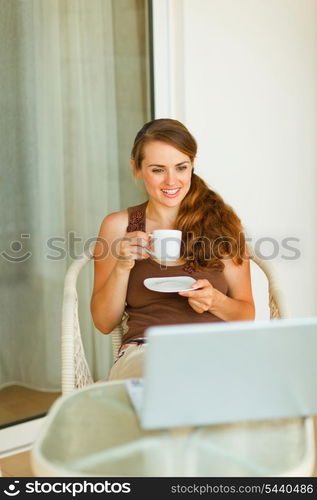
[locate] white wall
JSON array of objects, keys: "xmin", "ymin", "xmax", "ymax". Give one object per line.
[{"xmin": 153, "ymin": 0, "xmax": 317, "ymax": 318}]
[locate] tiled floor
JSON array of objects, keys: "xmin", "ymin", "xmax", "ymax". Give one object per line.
[{"xmin": 1, "ymin": 417, "xmax": 317, "ymax": 477}]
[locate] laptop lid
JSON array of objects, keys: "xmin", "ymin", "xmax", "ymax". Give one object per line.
[{"xmin": 140, "ymin": 317, "xmax": 317, "ymax": 429}]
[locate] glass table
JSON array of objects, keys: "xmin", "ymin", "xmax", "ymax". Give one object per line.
[{"xmin": 31, "ymin": 381, "xmax": 315, "ymax": 477}]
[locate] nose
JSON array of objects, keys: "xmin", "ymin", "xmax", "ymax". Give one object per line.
[{"xmin": 165, "ymin": 169, "xmax": 177, "ymax": 186}]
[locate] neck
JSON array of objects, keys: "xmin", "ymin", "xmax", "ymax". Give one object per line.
[{"xmin": 146, "ymin": 199, "xmax": 179, "ymax": 229}]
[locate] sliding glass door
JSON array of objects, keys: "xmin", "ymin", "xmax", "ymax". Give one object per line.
[{"xmin": 0, "ymin": 0, "xmax": 153, "ymax": 429}]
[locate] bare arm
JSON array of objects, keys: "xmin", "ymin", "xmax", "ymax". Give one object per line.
[
  {"xmin": 210, "ymin": 257, "xmax": 255, "ymax": 321},
  {"xmin": 90, "ymin": 211, "xmax": 150, "ymax": 334}
]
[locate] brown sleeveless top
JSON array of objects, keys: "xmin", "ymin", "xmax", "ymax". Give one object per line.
[{"xmin": 122, "ymin": 201, "xmax": 229, "ymax": 345}]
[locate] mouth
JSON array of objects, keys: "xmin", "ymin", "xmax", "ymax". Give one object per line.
[{"xmin": 161, "ymin": 188, "xmax": 181, "ymax": 198}]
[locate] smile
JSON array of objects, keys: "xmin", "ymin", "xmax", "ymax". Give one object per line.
[{"xmin": 161, "ymin": 188, "xmax": 181, "ymax": 196}]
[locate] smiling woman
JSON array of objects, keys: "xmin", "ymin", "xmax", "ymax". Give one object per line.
[
  {"xmin": 91, "ymin": 118, "xmax": 255, "ymax": 382},
  {"xmin": 133, "ymin": 141, "xmax": 193, "ymax": 207}
]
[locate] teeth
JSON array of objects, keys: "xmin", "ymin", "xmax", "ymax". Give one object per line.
[{"xmin": 162, "ymin": 189, "xmax": 179, "ymax": 194}]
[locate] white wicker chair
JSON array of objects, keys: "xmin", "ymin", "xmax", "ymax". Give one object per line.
[
  {"xmin": 61, "ymin": 249, "xmax": 288, "ymax": 395},
  {"xmin": 61, "ymin": 251, "xmax": 126, "ymax": 395}
]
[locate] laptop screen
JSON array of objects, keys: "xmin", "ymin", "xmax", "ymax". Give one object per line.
[{"xmin": 137, "ymin": 317, "xmax": 317, "ymax": 429}]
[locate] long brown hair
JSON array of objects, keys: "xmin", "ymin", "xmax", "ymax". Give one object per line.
[{"xmin": 131, "ymin": 118, "xmax": 245, "ymax": 270}]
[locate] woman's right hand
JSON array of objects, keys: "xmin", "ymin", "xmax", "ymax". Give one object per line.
[{"xmin": 115, "ymin": 231, "xmax": 150, "ymax": 271}]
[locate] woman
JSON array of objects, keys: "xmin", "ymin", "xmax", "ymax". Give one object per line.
[{"xmin": 91, "ymin": 118, "xmax": 255, "ymax": 380}]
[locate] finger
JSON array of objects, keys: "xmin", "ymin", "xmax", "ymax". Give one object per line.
[
  {"xmin": 178, "ymin": 290, "xmax": 195, "ymax": 297},
  {"xmin": 147, "ymin": 240, "xmax": 155, "ymax": 251},
  {"xmin": 122, "ymin": 232, "xmax": 150, "ymax": 245},
  {"xmin": 125, "ymin": 230, "xmax": 148, "ymax": 238},
  {"xmin": 184, "ymin": 280, "xmax": 211, "ymax": 292},
  {"xmin": 129, "ymin": 237, "xmax": 150, "ymax": 247},
  {"xmin": 188, "ymin": 300, "xmax": 205, "ymax": 314},
  {"xmin": 133, "ymin": 247, "xmax": 151, "ymax": 259},
  {"xmin": 192, "ymin": 279, "xmax": 212, "ymax": 288},
  {"xmin": 178, "ymin": 289, "xmax": 209, "ymax": 297},
  {"xmin": 189, "ymin": 296, "xmax": 208, "ymax": 307},
  {"xmin": 122, "ymin": 239, "xmax": 150, "ymax": 252},
  {"xmin": 135, "ymin": 249, "xmax": 150, "ymax": 260},
  {"xmin": 120, "ymin": 246, "xmax": 148, "ymax": 259}
]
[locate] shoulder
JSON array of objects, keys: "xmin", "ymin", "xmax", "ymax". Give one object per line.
[
  {"xmin": 221, "ymin": 255, "xmax": 250, "ymax": 272},
  {"xmin": 221, "ymin": 242, "xmax": 251, "ymax": 273},
  {"xmin": 103, "ymin": 209, "xmax": 128, "ymax": 227},
  {"xmin": 221, "ymin": 255, "xmax": 251, "ymax": 286},
  {"xmin": 220, "ymin": 256, "xmax": 253, "ymax": 302},
  {"xmin": 221, "ymin": 256, "xmax": 251, "ymax": 291},
  {"xmin": 98, "ymin": 209, "xmax": 128, "ymax": 239}
]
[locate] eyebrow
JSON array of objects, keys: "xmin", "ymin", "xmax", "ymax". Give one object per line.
[{"xmin": 146, "ymin": 161, "xmax": 190, "ymax": 168}]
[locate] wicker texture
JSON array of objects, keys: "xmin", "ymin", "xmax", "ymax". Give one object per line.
[
  {"xmin": 61, "ymin": 251, "xmax": 287, "ymax": 394},
  {"xmin": 248, "ymin": 250, "xmax": 288, "ymax": 319},
  {"xmin": 61, "ymin": 252, "xmax": 124, "ymax": 395}
]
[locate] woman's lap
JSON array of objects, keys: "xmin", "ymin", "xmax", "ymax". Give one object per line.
[{"xmin": 107, "ymin": 344, "xmax": 145, "ymax": 381}]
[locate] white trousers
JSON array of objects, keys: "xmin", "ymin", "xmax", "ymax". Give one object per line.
[{"xmin": 107, "ymin": 344, "xmax": 145, "ymax": 381}]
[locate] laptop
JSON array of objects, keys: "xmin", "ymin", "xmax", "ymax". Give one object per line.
[{"xmin": 125, "ymin": 316, "xmax": 317, "ymax": 430}]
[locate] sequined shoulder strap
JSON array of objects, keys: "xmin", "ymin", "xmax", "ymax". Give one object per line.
[{"xmin": 126, "ymin": 201, "xmax": 148, "ymax": 232}]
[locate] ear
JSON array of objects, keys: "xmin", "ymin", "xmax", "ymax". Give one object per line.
[{"xmin": 130, "ymin": 158, "xmax": 142, "ymax": 178}]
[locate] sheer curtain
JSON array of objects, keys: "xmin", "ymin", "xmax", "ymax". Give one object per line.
[{"xmin": 0, "ymin": 0, "xmax": 150, "ymax": 391}]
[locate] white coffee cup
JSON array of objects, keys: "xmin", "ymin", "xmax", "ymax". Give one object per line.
[{"xmin": 145, "ymin": 229, "xmax": 182, "ymax": 262}]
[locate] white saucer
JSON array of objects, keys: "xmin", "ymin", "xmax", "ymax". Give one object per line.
[{"xmin": 143, "ymin": 276, "xmax": 196, "ymax": 293}]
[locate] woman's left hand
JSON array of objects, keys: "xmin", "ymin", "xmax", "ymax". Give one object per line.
[{"xmin": 178, "ymin": 279, "xmax": 216, "ymax": 314}]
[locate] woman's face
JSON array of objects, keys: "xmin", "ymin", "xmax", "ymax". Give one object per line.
[{"xmin": 134, "ymin": 141, "xmax": 193, "ymax": 207}]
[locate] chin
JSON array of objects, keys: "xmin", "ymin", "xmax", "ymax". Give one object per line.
[{"xmin": 159, "ymin": 195, "xmax": 183, "ymax": 207}]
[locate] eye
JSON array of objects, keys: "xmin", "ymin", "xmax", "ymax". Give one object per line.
[
  {"xmin": 176, "ymin": 165, "xmax": 188, "ymax": 171},
  {"xmin": 151, "ymin": 168, "xmax": 164, "ymax": 174}
]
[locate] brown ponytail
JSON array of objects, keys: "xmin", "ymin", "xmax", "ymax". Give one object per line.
[{"xmin": 176, "ymin": 173, "xmax": 245, "ymax": 271}]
